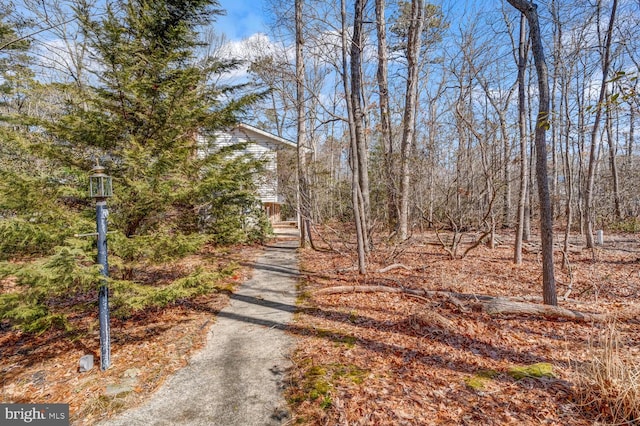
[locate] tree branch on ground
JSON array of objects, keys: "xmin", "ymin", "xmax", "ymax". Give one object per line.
[
  {"xmin": 376, "ymin": 263, "xmax": 412, "ymax": 273},
  {"xmin": 313, "ymin": 285, "xmax": 620, "ymax": 323}
]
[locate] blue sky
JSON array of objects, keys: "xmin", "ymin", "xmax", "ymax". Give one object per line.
[{"xmin": 216, "ymin": 0, "xmax": 268, "ymax": 40}]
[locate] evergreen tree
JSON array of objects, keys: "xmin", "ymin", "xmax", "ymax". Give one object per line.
[
  {"xmin": 48, "ymin": 0, "xmax": 266, "ymax": 240},
  {"xmin": 0, "ymin": 0, "xmax": 269, "ymax": 332}
]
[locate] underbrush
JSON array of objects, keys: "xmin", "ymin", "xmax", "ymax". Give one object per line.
[
  {"xmin": 0, "ymin": 236, "xmax": 237, "ymax": 333},
  {"xmin": 573, "ymin": 323, "xmax": 640, "ymax": 424}
]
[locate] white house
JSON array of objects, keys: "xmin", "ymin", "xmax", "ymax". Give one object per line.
[{"xmin": 210, "ymin": 123, "xmax": 297, "ymax": 223}]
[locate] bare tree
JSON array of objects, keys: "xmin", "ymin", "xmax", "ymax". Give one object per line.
[
  {"xmin": 398, "ymin": 0, "xmax": 425, "ymax": 241},
  {"xmin": 351, "ymin": 0, "xmax": 371, "ymax": 254},
  {"xmin": 584, "ymin": 0, "xmax": 618, "ymax": 248},
  {"xmin": 295, "ymin": 0, "xmax": 311, "ymax": 248},
  {"xmin": 514, "ymin": 13, "xmax": 528, "ymax": 265},
  {"xmin": 506, "ymin": 0, "xmax": 556, "ymax": 306},
  {"xmin": 20, "ymin": 0, "xmax": 93, "ymax": 88},
  {"xmin": 375, "ymin": 0, "xmax": 397, "ymax": 230},
  {"xmin": 340, "ymin": 0, "xmax": 367, "ymax": 273},
  {"xmin": 606, "ymin": 94, "xmax": 622, "ymax": 220}
]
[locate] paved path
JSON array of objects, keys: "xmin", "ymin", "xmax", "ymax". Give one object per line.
[{"xmin": 99, "ymin": 237, "xmax": 299, "ymax": 426}]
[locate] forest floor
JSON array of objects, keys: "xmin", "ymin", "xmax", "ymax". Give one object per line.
[
  {"xmin": 2, "ymin": 227, "xmax": 639, "ymax": 425},
  {"xmin": 288, "ymin": 226, "xmax": 640, "ymax": 425}
]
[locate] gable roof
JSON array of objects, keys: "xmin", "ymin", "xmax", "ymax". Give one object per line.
[{"xmin": 232, "ymin": 123, "xmax": 297, "ymax": 150}]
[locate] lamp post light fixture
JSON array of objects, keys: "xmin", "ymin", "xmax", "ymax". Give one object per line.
[
  {"xmin": 90, "ymin": 162, "xmax": 113, "ymax": 199},
  {"xmin": 90, "ymin": 160, "xmax": 112, "ymax": 371}
]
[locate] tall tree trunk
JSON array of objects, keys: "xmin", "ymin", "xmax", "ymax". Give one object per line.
[
  {"xmin": 563, "ymin": 73, "xmax": 574, "ymax": 266},
  {"xmin": 351, "ymin": 0, "xmax": 371, "ymax": 254},
  {"xmin": 550, "ymin": 4, "xmax": 559, "ymax": 220},
  {"xmin": 576, "ymin": 68, "xmax": 586, "ymax": 235},
  {"xmin": 507, "ymin": 0, "xmax": 557, "ymax": 306},
  {"xmin": 398, "ymin": 0, "xmax": 424, "ymax": 241},
  {"xmin": 427, "ymin": 96, "xmax": 440, "ymax": 228},
  {"xmin": 524, "ymin": 65, "xmax": 535, "ymax": 242},
  {"xmin": 514, "ymin": 13, "xmax": 528, "ymax": 265},
  {"xmin": 295, "ymin": 0, "xmax": 310, "ymax": 248},
  {"xmin": 584, "ymin": 0, "xmax": 618, "ymax": 248},
  {"xmin": 628, "ymin": 104, "xmax": 635, "ymax": 158},
  {"xmin": 606, "ymin": 100, "xmax": 622, "ymax": 219},
  {"xmin": 342, "ymin": 0, "xmax": 366, "ymax": 273},
  {"xmin": 375, "ymin": 0, "xmax": 396, "ymax": 230},
  {"xmin": 502, "ymin": 110, "xmax": 512, "ymax": 228}
]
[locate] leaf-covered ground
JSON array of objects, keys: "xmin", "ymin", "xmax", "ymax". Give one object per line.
[
  {"xmin": 2, "ymin": 230, "xmax": 639, "ymax": 425},
  {"xmin": 0, "ymin": 244, "xmax": 262, "ymax": 425},
  {"xmin": 287, "ymin": 229, "xmax": 640, "ymax": 425}
]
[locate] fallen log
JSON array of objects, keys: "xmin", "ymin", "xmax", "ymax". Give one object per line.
[
  {"xmin": 313, "ymin": 285, "xmax": 608, "ymax": 323},
  {"xmin": 483, "ymin": 298, "xmax": 607, "ymax": 322},
  {"xmin": 376, "ymin": 263, "xmax": 412, "ymax": 273},
  {"xmin": 314, "ymin": 285, "xmax": 494, "ymax": 302}
]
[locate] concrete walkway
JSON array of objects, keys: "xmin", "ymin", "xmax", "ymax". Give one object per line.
[{"xmin": 99, "ymin": 236, "xmax": 299, "ymax": 426}]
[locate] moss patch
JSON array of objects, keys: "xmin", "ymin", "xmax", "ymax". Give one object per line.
[
  {"xmin": 315, "ymin": 328, "xmax": 357, "ymax": 347},
  {"xmin": 332, "ymin": 364, "xmax": 368, "ymax": 385},
  {"xmin": 289, "ymin": 362, "xmax": 369, "ymax": 410},
  {"xmin": 508, "ymin": 362, "xmax": 554, "ymax": 380},
  {"xmin": 464, "ymin": 369, "xmax": 499, "ymax": 391},
  {"xmin": 465, "ymin": 375, "xmax": 488, "ymax": 391}
]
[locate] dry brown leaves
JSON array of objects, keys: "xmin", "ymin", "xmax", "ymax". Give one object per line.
[
  {"xmin": 0, "ymin": 244, "xmax": 262, "ymax": 425},
  {"xmin": 288, "ymin": 229, "xmax": 640, "ymax": 425}
]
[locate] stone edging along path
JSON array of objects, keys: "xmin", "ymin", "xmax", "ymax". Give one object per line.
[{"xmin": 99, "ymin": 237, "xmax": 299, "ymax": 426}]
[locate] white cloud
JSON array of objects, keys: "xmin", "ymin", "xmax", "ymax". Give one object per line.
[{"xmin": 214, "ymin": 33, "xmax": 293, "ymax": 82}]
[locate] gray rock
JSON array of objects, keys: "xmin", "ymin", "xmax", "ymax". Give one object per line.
[{"xmin": 79, "ymin": 354, "xmax": 94, "ymax": 373}]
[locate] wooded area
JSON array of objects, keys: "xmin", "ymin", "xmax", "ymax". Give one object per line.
[
  {"xmin": 254, "ymin": 0, "xmax": 639, "ymax": 306},
  {"xmin": 2, "ymin": 0, "xmax": 638, "ymax": 313},
  {"xmin": 290, "ymin": 229, "xmax": 640, "ymax": 425},
  {"xmin": 1, "ymin": 0, "xmax": 640, "ymax": 423}
]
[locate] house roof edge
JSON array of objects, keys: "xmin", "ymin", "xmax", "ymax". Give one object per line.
[{"xmin": 234, "ymin": 123, "xmax": 298, "ymax": 149}]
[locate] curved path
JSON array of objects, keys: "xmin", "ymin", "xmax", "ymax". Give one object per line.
[{"xmin": 99, "ymin": 236, "xmax": 299, "ymax": 426}]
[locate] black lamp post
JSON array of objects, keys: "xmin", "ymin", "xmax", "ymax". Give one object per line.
[{"xmin": 90, "ymin": 160, "xmax": 112, "ymax": 371}]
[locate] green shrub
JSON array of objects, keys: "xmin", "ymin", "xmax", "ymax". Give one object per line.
[
  {"xmin": 0, "ymin": 215, "xmax": 94, "ymax": 260},
  {"xmin": 200, "ymin": 201, "xmax": 272, "ymax": 245},
  {"xmin": 110, "ymin": 231, "xmax": 210, "ymax": 265},
  {"xmin": 609, "ymin": 217, "xmax": 640, "ymax": 233},
  {"xmin": 0, "ymin": 245, "xmax": 101, "ymax": 333},
  {"xmin": 110, "ymin": 266, "xmax": 236, "ymax": 317}
]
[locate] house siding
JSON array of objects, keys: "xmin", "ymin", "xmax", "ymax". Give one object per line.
[{"xmin": 205, "ymin": 125, "xmax": 295, "ymax": 205}]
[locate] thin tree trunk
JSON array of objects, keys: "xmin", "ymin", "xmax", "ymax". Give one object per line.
[
  {"xmin": 514, "ymin": 13, "xmax": 528, "ymax": 265},
  {"xmin": 562, "ymin": 67, "xmax": 574, "ymax": 266},
  {"xmin": 351, "ymin": 0, "xmax": 371, "ymax": 254},
  {"xmin": 507, "ymin": 0, "xmax": 557, "ymax": 306},
  {"xmin": 606, "ymin": 100, "xmax": 622, "ymax": 219},
  {"xmin": 576, "ymin": 69, "xmax": 586, "ymax": 235},
  {"xmin": 375, "ymin": 0, "xmax": 396, "ymax": 230},
  {"xmin": 524, "ymin": 64, "xmax": 534, "ymax": 242},
  {"xmin": 584, "ymin": 0, "xmax": 618, "ymax": 248},
  {"xmin": 628, "ymin": 104, "xmax": 635, "ymax": 158},
  {"xmin": 550, "ymin": 0, "xmax": 560, "ymax": 220},
  {"xmin": 398, "ymin": 0, "xmax": 424, "ymax": 241},
  {"xmin": 342, "ymin": 0, "xmax": 366, "ymax": 273},
  {"xmin": 428, "ymin": 98, "xmax": 439, "ymax": 228},
  {"xmin": 502, "ymin": 110, "xmax": 512, "ymax": 228},
  {"xmin": 295, "ymin": 0, "xmax": 309, "ymax": 249}
]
